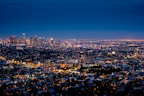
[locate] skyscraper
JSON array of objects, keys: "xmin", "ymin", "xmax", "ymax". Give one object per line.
[
  {"xmin": 19, "ymin": 33, "xmax": 26, "ymax": 46},
  {"xmin": 28, "ymin": 38, "xmax": 33, "ymax": 47},
  {"xmin": 33, "ymin": 36, "xmax": 38, "ymax": 47},
  {"xmin": 49, "ymin": 37, "xmax": 54, "ymax": 45},
  {"xmin": 9, "ymin": 36, "xmax": 18, "ymax": 46},
  {"xmin": 22, "ymin": 33, "xmax": 26, "ymax": 40}
]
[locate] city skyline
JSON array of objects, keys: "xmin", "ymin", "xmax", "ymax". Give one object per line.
[
  {"xmin": 1, "ymin": 33, "xmax": 144, "ymax": 41},
  {"xmin": 0, "ymin": 0, "xmax": 144, "ymax": 39}
]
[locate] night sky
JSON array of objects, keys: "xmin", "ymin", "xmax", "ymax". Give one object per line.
[{"xmin": 0, "ymin": 0, "xmax": 144, "ymax": 39}]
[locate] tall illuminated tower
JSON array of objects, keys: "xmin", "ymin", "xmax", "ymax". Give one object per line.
[
  {"xmin": 19, "ymin": 33, "xmax": 26, "ymax": 46},
  {"xmin": 49, "ymin": 37, "xmax": 54, "ymax": 44},
  {"xmin": 22, "ymin": 33, "xmax": 26, "ymax": 40}
]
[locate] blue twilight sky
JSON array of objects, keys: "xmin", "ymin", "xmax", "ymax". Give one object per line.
[{"xmin": 0, "ymin": 0, "xmax": 144, "ymax": 39}]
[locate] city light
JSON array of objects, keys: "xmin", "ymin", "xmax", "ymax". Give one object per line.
[{"xmin": 0, "ymin": 34, "xmax": 144, "ymax": 95}]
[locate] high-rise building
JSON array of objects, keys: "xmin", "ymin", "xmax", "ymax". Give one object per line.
[
  {"xmin": 38, "ymin": 37, "xmax": 42, "ymax": 47},
  {"xmin": 27, "ymin": 38, "xmax": 33, "ymax": 47},
  {"xmin": 9, "ymin": 36, "xmax": 18, "ymax": 46},
  {"xmin": 22, "ymin": 33, "xmax": 26, "ymax": 40},
  {"xmin": 19, "ymin": 33, "xmax": 26, "ymax": 46},
  {"xmin": 30, "ymin": 38, "xmax": 33, "ymax": 46},
  {"xmin": 33, "ymin": 36, "xmax": 38, "ymax": 47},
  {"xmin": 49, "ymin": 37, "xmax": 54, "ymax": 45}
]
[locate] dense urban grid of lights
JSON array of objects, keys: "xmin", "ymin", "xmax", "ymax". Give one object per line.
[{"xmin": 0, "ymin": 34, "xmax": 144, "ymax": 95}]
